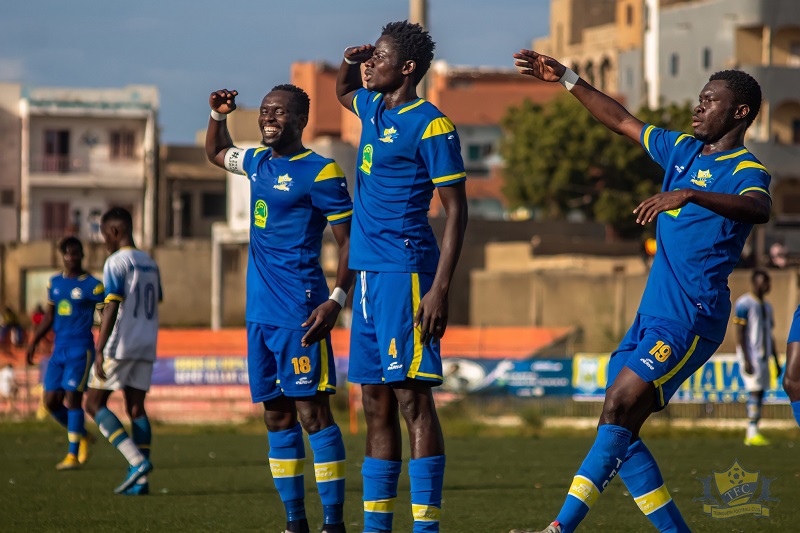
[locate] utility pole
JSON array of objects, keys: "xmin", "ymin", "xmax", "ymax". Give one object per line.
[{"xmin": 410, "ymin": 0, "xmax": 429, "ymax": 99}]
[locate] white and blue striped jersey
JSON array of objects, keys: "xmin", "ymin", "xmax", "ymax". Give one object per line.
[{"xmin": 103, "ymin": 247, "xmax": 161, "ymax": 361}]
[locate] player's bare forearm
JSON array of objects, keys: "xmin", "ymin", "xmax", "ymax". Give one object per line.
[
  {"xmin": 95, "ymin": 300, "xmax": 120, "ymax": 356},
  {"xmin": 336, "ymin": 63, "xmax": 363, "ymax": 109},
  {"xmin": 205, "ymin": 117, "xmax": 234, "ymax": 167},
  {"xmin": 331, "ymin": 223, "xmax": 355, "ymax": 294},
  {"xmin": 432, "ymin": 182, "xmax": 468, "ymax": 295},
  {"xmin": 688, "ymin": 190, "xmax": 770, "ymax": 224},
  {"xmin": 30, "ymin": 306, "xmax": 54, "ymax": 348}
]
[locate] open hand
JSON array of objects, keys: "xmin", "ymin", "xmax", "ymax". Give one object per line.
[
  {"xmin": 513, "ymin": 49, "xmax": 566, "ymax": 82},
  {"xmin": 93, "ymin": 353, "xmax": 107, "ymax": 381},
  {"xmin": 633, "ymin": 190, "xmax": 691, "ymax": 225},
  {"xmin": 209, "ymin": 89, "xmax": 238, "ymax": 114},
  {"xmin": 301, "ymin": 300, "xmax": 341, "ymax": 348},
  {"xmin": 344, "ymin": 44, "xmax": 375, "ymax": 64},
  {"xmin": 414, "ymin": 287, "xmax": 449, "ymax": 346}
]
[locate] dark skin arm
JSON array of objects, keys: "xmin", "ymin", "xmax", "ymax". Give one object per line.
[
  {"xmin": 335, "ymin": 45, "xmax": 374, "ymax": 110},
  {"xmin": 26, "ymin": 304, "xmax": 54, "ymax": 365},
  {"xmin": 772, "ymin": 335, "xmax": 781, "ymax": 375},
  {"xmin": 737, "ymin": 324, "xmax": 755, "ymax": 375},
  {"xmin": 301, "ymin": 222, "xmax": 355, "ymax": 347},
  {"xmin": 93, "ymin": 300, "xmax": 120, "ymax": 381},
  {"xmin": 414, "ymin": 182, "xmax": 468, "ymax": 345},
  {"xmin": 205, "ymin": 89, "xmax": 238, "ymax": 167},
  {"xmin": 514, "ymin": 50, "xmax": 772, "ymax": 226}
]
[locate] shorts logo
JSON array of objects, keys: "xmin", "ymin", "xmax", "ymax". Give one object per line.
[
  {"xmin": 649, "ymin": 340, "xmax": 672, "ymax": 363},
  {"xmin": 387, "ymin": 361, "xmax": 403, "ymax": 372},
  {"xmin": 57, "ymin": 300, "xmax": 72, "ymax": 316},
  {"xmin": 640, "ymin": 358, "xmax": 655, "ymax": 371},
  {"xmin": 388, "ymin": 338, "xmax": 397, "ymax": 358},
  {"xmin": 360, "ymin": 144, "xmax": 373, "ymax": 175},
  {"xmin": 71, "ymin": 287, "xmax": 82, "ymax": 299},
  {"xmin": 273, "ymin": 173, "xmax": 293, "ymax": 192},
  {"xmin": 295, "ymin": 377, "xmax": 312, "ymax": 386},
  {"xmin": 253, "ymin": 199, "xmax": 268, "ymax": 229},
  {"xmin": 696, "ymin": 459, "xmax": 776, "ymax": 519}
]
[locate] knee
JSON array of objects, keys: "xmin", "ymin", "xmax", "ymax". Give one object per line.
[
  {"xmin": 84, "ymin": 397, "xmax": 100, "ymax": 418},
  {"xmin": 263, "ymin": 407, "xmax": 296, "ymax": 433},
  {"xmin": 601, "ymin": 390, "xmax": 637, "ymax": 426},
  {"xmin": 44, "ymin": 395, "xmax": 62, "ymax": 414},
  {"xmin": 297, "ymin": 403, "xmax": 333, "ymax": 435},
  {"xmin": 784, "ymin": 373, "xmax": 800, "ymax": 401},
  {"xmin": 126, "ymin": 403, "xmax": 145, "ymax": 420}
]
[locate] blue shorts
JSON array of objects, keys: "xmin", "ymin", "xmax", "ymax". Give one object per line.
[
  {"xmin": 349, "ymin": 271, "xmax": 442, "ymax": 385},
  {"xmin": 44, "ymin": 343, "xmax": 94, "ymax": 392},
  {"xmin": 788, "ymin": 305, "xmax": 800, "ymax": 344},
  {"xmin": 246, "ymin": 322, "xmax": 336, "ymax": 403},
  {"xmin": 607, "ymin": 314, "xmax": 720, "ymax": 410}
]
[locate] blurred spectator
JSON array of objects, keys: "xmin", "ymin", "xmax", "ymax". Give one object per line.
[
  {"xmin": 0, "ymin": 364, "xmax": 17, "ymax": 415},
  {"xmin": 769, "ymin": 242, "xmax": 788, "ymax": 268},
  {"xmin": 31, "ymin": 304, "xmax": 45, "ymax": 329},
  {"xmin": 30, "ymin": 304, "xmax": 53, "ymax": 354},
  {"xmin": 0, "ymin": 306, "xmax": 24, "ymax": 349}
]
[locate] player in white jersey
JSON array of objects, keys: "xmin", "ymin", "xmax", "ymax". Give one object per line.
[
  {"xmin": 85, "ymin": 208, "xmax": 161, "ymax": 495},
  {"xmin": 733, "ymin": 269, "xmax": 780, "ymax": 446}
]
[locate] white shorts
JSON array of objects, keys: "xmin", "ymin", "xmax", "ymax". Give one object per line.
[
  {"xmin": 88, "ymin": 359, "xmax": 154, "ymax": 392},
  {"xmin": 739, "ymin": 355, "xmax": 770, "ymax": 393}
]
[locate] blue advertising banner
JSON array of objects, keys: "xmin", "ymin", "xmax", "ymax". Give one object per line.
[
  {"xmin": 440, "ymin": 358, "xmax": 573, "ymax": 397},
  {"xmin": 571, "ymin": 353, "xmax": 788, "ymax": 403}
]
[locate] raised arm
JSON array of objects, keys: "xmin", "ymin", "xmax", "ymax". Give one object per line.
[
  {"xmin": 514, "ymin": 49, "xmax": 644, "ymax": 143},
  {"xmin": 336, "ymin": 45, "xmax": 374, "ymax": 110},
  {"xmin": 205, "ymin": 89, "xmax": 238, "ymax": 168},
  {"xmin": 633, "ymin": 190, "xmax": 770, "ymax": 226}
]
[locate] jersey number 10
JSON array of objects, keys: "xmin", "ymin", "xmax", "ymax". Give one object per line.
[{"xmin": 132, "ymin": 282, "xmax": 157, "ymax": 320}]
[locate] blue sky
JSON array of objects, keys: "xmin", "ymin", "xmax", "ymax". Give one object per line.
[{"xmin": 1, "ymin": 0, "xmax": 550, "ymax": 143}]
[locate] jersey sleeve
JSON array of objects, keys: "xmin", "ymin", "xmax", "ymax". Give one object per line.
[
  {"xmin": 103, "ymin": 258, "xmax": 127, "ymax": 303},
  {"xmin": 349, "ymin": 88, "xmax": 380, "ymax": 122},
  {"xmin": 731, "ymin": 160, "xmax": 771, "ymax": 201},
  {"xmin": 640, "ymin": 125, "xmax": 689, "ymax": 170},
  {"xmin": 47, "ymin": 278, "xmax": 55, "ymax": 305},
  {"xmin": 733, "ymin": 298, "xmax": 749, "ymax": 325},
  {"xmin": 418, "ymin": 116, "xmax": 467, "ymax": 187},
  {"xmin": 310, "ymin": 161, "xmax": 354, "ymax": 225}
]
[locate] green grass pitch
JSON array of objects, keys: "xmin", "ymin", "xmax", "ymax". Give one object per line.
[{"xmin": 1, "ymin": 422, "xmax": 798, "ymax": 532}]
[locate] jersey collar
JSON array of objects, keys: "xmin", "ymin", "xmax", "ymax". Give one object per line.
[{"xmin": 698, "ymin": 146, "xmax": 749, "ymax": 161}]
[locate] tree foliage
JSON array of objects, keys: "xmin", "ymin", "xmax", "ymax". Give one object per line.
[{"xmin": 500, "ymin": 95, "xmax": 693, "ymax": 239}]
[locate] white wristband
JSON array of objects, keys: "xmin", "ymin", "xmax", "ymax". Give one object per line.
[
  {"xmin": 558, "ymin": 68, "xmax": 580, "ymax": 92},
  {"xmin": 344, "ymin": 48, "xmax": 358, "ymax": 65},
  {"xmin": 210, "ymin": 109, "xmax": 227, "ymax": 121},
  {"xmin": 329, "ymin": 287, "xmax": 347, "ymax": 307}
]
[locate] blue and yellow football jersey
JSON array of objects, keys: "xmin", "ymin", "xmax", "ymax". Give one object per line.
[
  {"xmin": 347, "ymin": 88, "xmax": 466, "ymax": 273},
  {"xmin": 47, "ymin": 273, "xmax": 104, "ymax": 346},
  {"xmin": 639, "ymin": 125, "xmax": 771, "ymax": 342},
  {"xmin": 236, "ymin": 148, "xmax": 353, "ymax": 329}
]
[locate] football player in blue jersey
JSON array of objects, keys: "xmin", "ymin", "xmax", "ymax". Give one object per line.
[
  {"xmin": 337, "ymin": 21, "xmax": 468, "ymax": 533},
  {"xmin": 206, "ymin": 84, "xmax": 354, "ymax": 533},
  {"xmin": 27, "ymin": 237, "xmax": 104, "ymax": 470},
  {"xmin": 510, "ymin": 50, "xmax": 771, "ymax": 533},
  {"xmin": 784, "ymin": 305, "xmax": 800, "ymax": 428}
]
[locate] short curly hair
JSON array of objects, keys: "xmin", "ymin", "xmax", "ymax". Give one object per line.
[
  {"xmin": 271, "ymin": 84, "xmax": 310, "ymax": 116},
  {"xmin": 708, "ymin": 70, "xmax": 761, "ymax": 127},
  {"xmin": 381, "ymin": 20, "xmax": 436, "ymax": 84},
  {"xmin": 58, "ymin": 236, "xmax": 83, "ymax": 255}
]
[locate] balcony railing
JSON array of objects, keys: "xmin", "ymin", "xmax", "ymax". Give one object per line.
[{"xmin": 30, "ymin": 155, "xmax": 90, "ymax": 173}]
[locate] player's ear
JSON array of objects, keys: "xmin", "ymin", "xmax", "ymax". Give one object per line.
[
  {"xmin": 298, "ymin": 113, "xmax": 309, "ymax": 130},
  {"xmin": 402, "ymin": 59, "xmax": 416, "ymax": 78},
  {"xmin": 734, "ymin": 103, "xmax": 749, "ymax": 121}
]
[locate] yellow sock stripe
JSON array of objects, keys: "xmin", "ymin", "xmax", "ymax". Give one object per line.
[
  {"xmin": 408, "ymin": 273, "xmax": 423, "ymax": 378},
  {"xmin": 568, "ymin": 475, "xmax": 601, "ymax": 508},
  {"xmin": 634, "ymin": 484, "xmax": 672, "ymax": 515},
  {"xmin": 269, "ymin": 458, "xmax": 305, "ymax": 478},
  {"xmin": 412, "ymin": 504, "xmax": 441, "ymax": 522},
  {"xmin": 108, "ymin": 428, "xmax": 125, "ymax": 443},
  {"xmin": 314, "ymin": 460, "xmax": 345, "ymax": 482},
  {"xmin": 364, "ymin": 499, "xmax": 395, "ymax": 513},
  {"xmin": 68, "ymin": 432, "xmax": 82, "ymax": 443}
]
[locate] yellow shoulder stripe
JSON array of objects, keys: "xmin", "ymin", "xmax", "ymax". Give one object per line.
[
  {"xmin": 733, "ymin": 161, "xmax": 769, "ymax": 175},
  {"xmin": 398, "ymin": 98, "xmax": 425, "ymax": 114},
  {"xmin": 373, "ymin": 93, "xmax": 382, "ymax": 103},
  {"xmin": 422, "ymin": 117, "xmax": 456, "ymax": 140},
  {"xmin": 290, "ymin": 150, "xmax": 313, "ymax": 161},
  {"xmin": 716, "ymin": 148, "xmax": 749, "ymax": 161},
  {"xmin": 315, "ymin": 162, "xmax": 346, "ymax": 182},
  {"xmin": 674, "ymin": 133, "xmax": 693, "ymax": 146},
  {"xmin": 643, "ymin": 125, "xmax": 656, "ymax": 154},
  {"xmin": 253, "ymin": 147, "xmax": 268, "ymax": 156}
]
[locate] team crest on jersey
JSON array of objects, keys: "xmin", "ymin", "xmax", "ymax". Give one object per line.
[
  {"xmin": 379, "ymin": 126, "xmax": 399, "ymax": 143},
  {"xmin": 254, "ymin": 199, "xmax": 268, "ymax": 228},
  {"xmin": 71, "ymin": 287, "xmax": 82, "ymax": 300},
  {"xmin": 273, "ymin": 174, "xmax": 293, "ymax": 192},
  {"xmin": 57, "ymin": 300, "xmax": 72, "ymax": 316},
  {"xmin": 360, "ymin": 144, "xmax": 373, "ymax": 175},
  {"xmin": 690, "ymin": 169, "xmax": 714, "ymax": 188}
]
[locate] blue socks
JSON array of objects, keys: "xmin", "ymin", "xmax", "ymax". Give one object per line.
[
  {"xmin": 66, "ymin": 409, "xmax": 84, "ymax": 456},
  {"xmin": 619, "ymin": 439, "xmax": 690, "ymax": 532},
  {"xmin": 308, "ymin": 424, "xmax": 346, "ymax": 526},
  {"xmin": 95, "ymin": 407, "xmax": 144, "ymax": 466},
  {"xmin": 409, "ymin": 455, "xmax": 445, "ymax": 533},
  {"xmin": 792, "ymin": 400, "xmax": 800, "ymax": 428},
  {"xmin": 362, "ymin": 456, "xmax": 402, "ymax": 532},
  {"xmin": 49, "ymin": 405, "xmax": 69, "ymax": 428},
  {"xmin": 555, "ymin": 424, "xmax": 632, "ymax": 533},
  {"xmin": 132, "ymin": 416, "xmax": 152, "ymax": 460},
  {"xmin": 268, "ymin": 424, "xmax": 307, "ymax": 523}
]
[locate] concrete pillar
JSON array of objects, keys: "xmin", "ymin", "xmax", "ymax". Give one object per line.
[
  {"xmin": 211, "ymin": 223, "xmax": 223, "ymax": 331},
  {"xmin": 142, "ymin": 109, "xmax": 157, "ymax": 248},
  {"xmin": 19, "ymin": 99, "xmax": 29, "ymax": 242},
  {"xmin": 409, "ymin": 0, "xmax": 429, "ymax": 99},
  {"xmin": 171, "ymin": 187, "xmax": 183, "ymax": 244}
]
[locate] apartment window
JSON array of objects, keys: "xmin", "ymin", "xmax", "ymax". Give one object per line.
[
  {"xmin": 702, "ymin": 48, "xmax": 712, "ymax": 70},
  {"xmin": 42, "ymin": 202, "xmax": 69, "ymax": 239},
  {"xmin": 467, "ymin": 144, "xmax": 492, "ymax": 162},
  {"xmin": 0, "ymin": 189, "xmax": 13, "ymax": 206},
  {"xmin": 793, "ymin": 119, "xmax": 800, "ymax": 145},
  {"xmin": 43, "ymin": 130, "xmax": 70, "ymax": 172},
  {"xmin": 670, "ymin": 53, "xmax": 679, "ymax": 76},
  {"xmin": 110, "ymin": 130, "xmax": 136, "ymax": 159},
  {"xmin": 201, "ymin": 192, "xmax": 226, "ymax": 218},
  {"xmin": 626, "ymin": 4, "xmax": 633, "ymax": 26}
]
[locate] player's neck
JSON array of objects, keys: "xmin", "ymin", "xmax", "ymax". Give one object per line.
[
  {"xmin": 700, "ymin": 127, "xmax": 746, "ymax": 156},
  {"xmin": 382, "ymin": 84, "xmax": 419, "ymax": 110},
  {"xmin": 117, "ymin": 237, "xmax": 135, "ymax": 250},
  {"xmin": 270, "ymin": 141, "xmax": 306, "ymax": 159},
  {"xmin": 63, "ymin": 269, "xmax": 85, "ymax": 278}
]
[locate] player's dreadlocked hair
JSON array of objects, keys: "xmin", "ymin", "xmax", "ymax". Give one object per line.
[
  {"xmin": 381, "ymin": 20, "xmax": 436, "ymax": 83},
  {"xmin": 708, "ymin": 70, "xmax": 761, "ymax": 127},
  {"xmin": 271, "ymin": 84, "xmax": 310, "ymax": 116}
]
